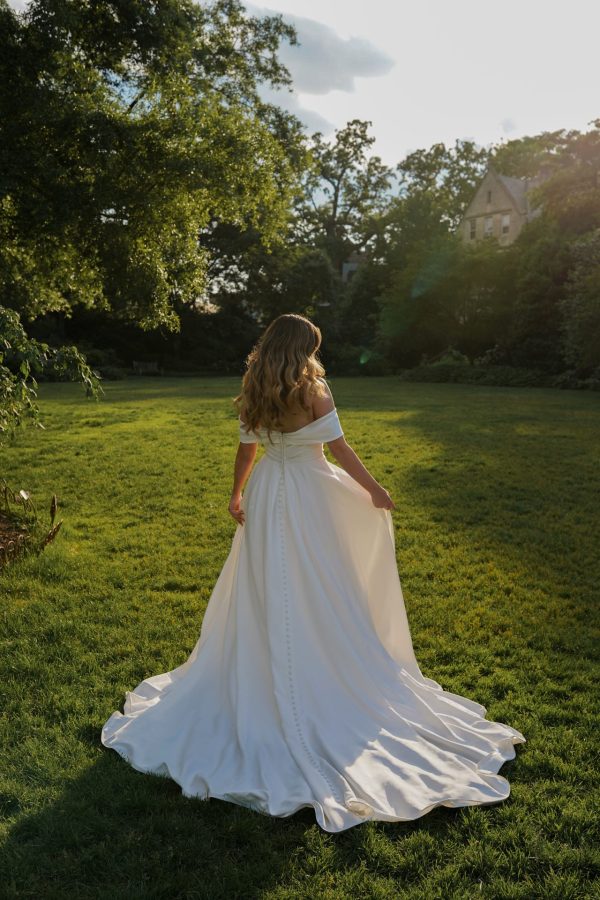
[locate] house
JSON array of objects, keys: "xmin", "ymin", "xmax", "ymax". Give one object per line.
[{"xmin": 459, "ymin": 164, "xmax": 550, "ymax": 246}]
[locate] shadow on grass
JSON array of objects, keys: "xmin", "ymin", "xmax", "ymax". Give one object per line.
[
  {"xmin": 0, "ymin": 721, "xmax": 476, "ymax": 900},
  {"xmin": 389, "ymin": 392, "xmax": 599, "ymax": 660}
]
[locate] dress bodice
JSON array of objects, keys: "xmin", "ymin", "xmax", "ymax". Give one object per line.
[{"xmin": 239, "ymin": 408, "xmax": 344, "ymax": 463}]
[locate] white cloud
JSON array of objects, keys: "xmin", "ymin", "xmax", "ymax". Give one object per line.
[
  {"xmin": 267, "ymin": 10, "xmax": 394, "ymax": 95},
  {"xmin": 248, "ymin": 4, "xmax": 394, "ymax": 135}
]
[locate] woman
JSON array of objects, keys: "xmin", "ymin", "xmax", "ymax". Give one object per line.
[{"xmin": 101, "ymin": 313, "xmax": 525, "ymax": 833}]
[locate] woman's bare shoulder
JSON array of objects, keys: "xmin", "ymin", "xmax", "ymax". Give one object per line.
[{"xmin": 311, "ymin": 377, "xmax": 335, "ymax": 418}]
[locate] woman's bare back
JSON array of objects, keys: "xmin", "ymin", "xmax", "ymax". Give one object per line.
[
  {"xmin": 276, "ymin": 404, "xmax": 315, "ymax": 433},
  {"xmin": 275, "ymin": 379, "xmax": 335, "ymax": 432}
]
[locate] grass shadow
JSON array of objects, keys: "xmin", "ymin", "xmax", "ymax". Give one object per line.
[{"xmin": 0, "ymin": 720, "xmax": 476, "ymax": 900}]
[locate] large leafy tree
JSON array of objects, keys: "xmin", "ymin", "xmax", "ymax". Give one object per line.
[
  {"xmin": 0, "ymin": 0, "xmax": 303, "ymax": 324},
  {"xmin": 490, "ymin": 130, "xmax": 574, "ymax": 178},
  {"xmin": 378, "ymin": 235, "xmax": 515, "ymax": 368},
  {"xmin": 395, "ymin": 139, "xmax": 489, "ymax": 231},
  {"xmin": 371, "ymin": 139, "xmax": 491, "ymax": 365},
  {"xmin": 533, "ymin": 122, "xmax": 600, "ymax": 237},
  {"xmin": 295, "ymin": 119, "xmax": 393, "ymax": 274},
  {"xmin": 0, "ymin": 0, "xmax": 307, "ymax": 433}
]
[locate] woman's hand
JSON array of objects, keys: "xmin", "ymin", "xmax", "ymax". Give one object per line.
[
  {"xmin": 229, "ymin": 492, "xmax": 245, "ymax": 525},
  {"xmin": 370, "ymin": 484, "xmax": 395, "ymax": 510}
]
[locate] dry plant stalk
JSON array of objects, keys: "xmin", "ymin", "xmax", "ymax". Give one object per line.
[{"xmin": 0, "ymin": 480, "xmax": 62, "ymax": 569}]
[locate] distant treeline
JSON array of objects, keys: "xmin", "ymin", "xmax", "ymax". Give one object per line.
[{"xmin": 35, "ymin": 120, "xmax": 600, "ymax": 391}]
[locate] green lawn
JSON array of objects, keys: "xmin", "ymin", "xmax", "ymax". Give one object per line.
[{"xmin": 1, "ymin": 377, "xmax": 598, "ymax": 899}]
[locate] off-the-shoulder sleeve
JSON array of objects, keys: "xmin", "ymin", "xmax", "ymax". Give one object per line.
[
  {"xmin": 308, "ymin": 408, "xmax": 344, "ymax": 443},
  {"xmin": 327, "ymin": 410, "xmax": 344, "ymax": 441},
  {"xmin": 238, "ymin": 417, "xmax": 259, "ymax": 443}
]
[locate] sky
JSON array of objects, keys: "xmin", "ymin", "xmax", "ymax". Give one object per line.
[
  {"xmin": 8, "ymin": 0, "xmax": 600, "ymax": 166},
  {"xmin": 250, "ymin": 0, "xmax": 600, "ymax": 165}
]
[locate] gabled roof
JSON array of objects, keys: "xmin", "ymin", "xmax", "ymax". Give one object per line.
[
  {"xmin": 495, "ymin": 173, "xmax": 529, "ymax": 215},
  {"xmin": 460, "ymin": 164, "xmax": 542, "ymax": 225}
]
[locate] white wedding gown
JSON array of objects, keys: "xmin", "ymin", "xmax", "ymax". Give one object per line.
[{"xmin": 101, "ymin": 407, "xmax": 525, "ymax": 832}]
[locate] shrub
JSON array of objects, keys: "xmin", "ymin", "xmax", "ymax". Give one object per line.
[
  {"xmin": 426, "ymin": 347, "xmax": 471, "ymax": 367},
  {"xmin": 398, "ymin": 364, "xmax": 554, "ymax": 387}
]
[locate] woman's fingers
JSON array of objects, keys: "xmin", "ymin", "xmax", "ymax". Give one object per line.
[{"xmin": 228, "ymin": 500, "xmax": 245, "ymax": 525}]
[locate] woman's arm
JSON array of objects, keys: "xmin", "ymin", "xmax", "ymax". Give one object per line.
[
  {"xmin": 229, "ymin": 442, "xmax": 257, "ymax": 525},
  {"xmin": 314, "ymin": 379, "xmax": 395, "ymax": 510},
  {"xmin": 327, "ymin": 437, "xmax": 395, "ymax": 509}
]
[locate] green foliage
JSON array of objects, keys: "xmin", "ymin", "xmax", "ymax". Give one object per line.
[
  {"xmin": 396, "ymin": 138, "xmax": 489, "ymax": 229},
  {"xmin": 335, "ymin": 259, "xmax": 389, "ymax": 348},
  {"xmin": 0, "ymin": 0, "xmax": 305, "ymax": 326},
  {"xmin": 379, "ymin": 235, "xmax": 515, "ymax": 368},
  {"xmin": 0, "ymin": 377, "xmax": 598, "ymax": 897},
  {"xmin": 398, "ymin": 364, "xmax": 554, "ymax": 388},
  {"xmin": 0, "ymin": 305, "xmax": 100, "ymax": 442},
  {"xmin": 242, "ymin": 245, "xmax": 340, "ymax": 324},
  {"xmin": 490, "ymin": 129, "xmax": 575, "ymax": 178},
  {"xmin": 560, "ymin": 229, "xmax": 600, "ymax": 373},
  {"xmin": 375, "ymin": 139, "xmax": 509, "ymax": 370},
  {"xmin": 376, "ymin": 121, "xmax": 600, "ymax": 380},
  {"xmin": 296, "ymin": 120, "xmax": 393, "ymax": 273},
  {"xmin": 0, "ymin": 0, "xmax": 310, "ymax": 432},
  {"xmin": 503, "ymin": 217, "xmax": 569, "ymax": 372},
  {"xmin": 428, "ymin": 348, "xmax": 470, "ymax": 367}
]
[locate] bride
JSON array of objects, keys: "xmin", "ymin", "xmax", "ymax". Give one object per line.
[{"xmin": 101, "ymin": 313, "xmax": 525, "ymax": 833}]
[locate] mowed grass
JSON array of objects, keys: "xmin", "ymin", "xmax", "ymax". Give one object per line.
[{"xmin": 0, "ymin": 376, "xmax": 599, "ymax": 900}]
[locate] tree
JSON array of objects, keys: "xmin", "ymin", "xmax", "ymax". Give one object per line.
[
  {"xmin": 0, "ymin": 0, "xmax": 305, "ymax": 322},
  {"xmin": 494, "ymin": 216, "xmax": 569, "ymax": 372},
  {"xmin": 533, "ymin": 123, "xmax": 600, "ymax": 237},
  {"xmin": 395, "ymin": 139, "xmax": 489, "ymax": 230},
  {"xmin": 295, "ymin": 120, "xmax": 393, "ymax": 274},
  {"xmin": 560, "ymin": 229, "xmax": 600, "ymax": 374},
  {"xmin": 490, "ymin": 130, "xmax": 574, "ymax": 178},
  {"xmin": 241, "ymin": 245, "xmax": 339, "ymax": 324},
  {"xmin": 0, "ymin": 0, "xmax": 306, "ymax": 432},
  {"xmin": 0, "ymin": 307, "xmax": 99, "ymax": 444},
  {"xmin": 378, "ymin": 232, "xmax": 517, "ymax": 369}
]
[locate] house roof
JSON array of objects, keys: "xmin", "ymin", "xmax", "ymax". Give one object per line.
[{"xmin": 496, "ymin": 173, "xmax": 529, "ymax": 215}]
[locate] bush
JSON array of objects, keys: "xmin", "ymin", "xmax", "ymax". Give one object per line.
[
  {"xmin": 552, "ymin": 368, "xmax": 600, "ymax": 390},
  {"xmin": 398, "ymin": 364, "xmax": 554, "ymax": 387},
  {"xmin": 426, "ymin": 348, "xmax": 471, "ymax": 367},
  {"xmin": 473, "ymin": 344, "xmax": 512, "ymax": 366},
  {"xmin": 322, "ymin": 344, "xmax": 362, "ymax": 375}
]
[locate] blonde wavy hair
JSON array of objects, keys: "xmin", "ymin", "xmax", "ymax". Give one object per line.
[{"xmin": 234, "ymin": 313, "xmax": 327, "ymax": 439}]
